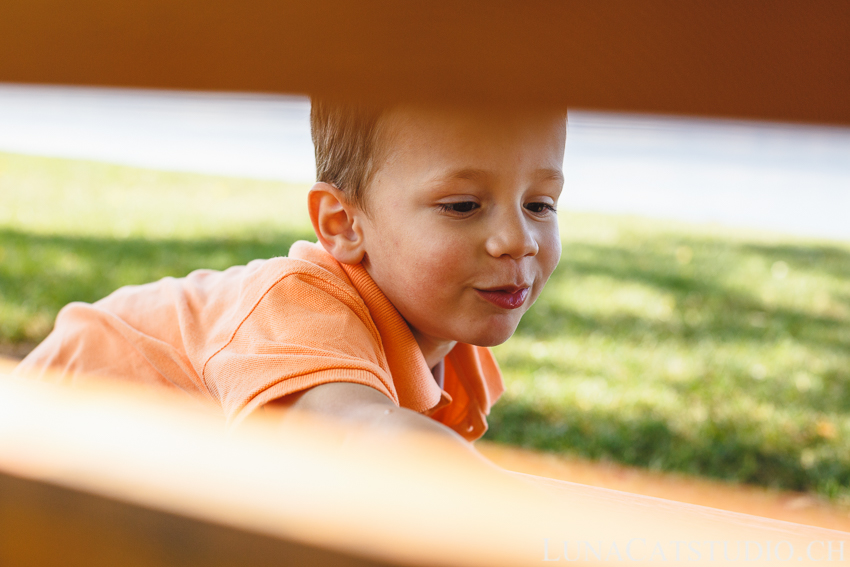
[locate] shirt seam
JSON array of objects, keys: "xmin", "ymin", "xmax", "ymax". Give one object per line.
[
  {"xmin": 201, "ymin": 268, "xmax": 384, "ymax": 390},
  {"xmin": 229, "ymin": 366, "xmax": 399, "ymax": 426}
]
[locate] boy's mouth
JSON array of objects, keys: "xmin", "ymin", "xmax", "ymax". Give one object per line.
[{"xmin": 475, "ymin": 287, "xmax": 529, "ymax": 310}]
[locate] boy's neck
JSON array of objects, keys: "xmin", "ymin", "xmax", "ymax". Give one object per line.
[{"xmin": 408, "ymin": 327, "xmax": 457, "ymax": 370}]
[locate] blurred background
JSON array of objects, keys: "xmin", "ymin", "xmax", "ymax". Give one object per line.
[{"xmin": 1, "ymin": 82, "xmax": 848, "ymax": 514}]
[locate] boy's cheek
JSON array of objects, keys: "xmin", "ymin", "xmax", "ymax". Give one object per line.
[{"xmin": 540, "ymin": 232, "xmax": 562, "ymax": 281}]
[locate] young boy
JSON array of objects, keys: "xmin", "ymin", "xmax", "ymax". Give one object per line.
[{"xmin": 14, "ymin": 98, "xmax": 566, "ymax": 447}]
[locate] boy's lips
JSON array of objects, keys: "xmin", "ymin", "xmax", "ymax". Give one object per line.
[{"xmin": 475, "ymin": 286, "xmax": 530, "ymax": 310}]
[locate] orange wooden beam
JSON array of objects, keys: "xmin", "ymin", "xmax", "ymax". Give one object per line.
[
  {"xmin": 0, "ymin": 472, "xmax": 389, "ymax": 567},
  {"xmin": 1, "ymin": 1, "xmax": 848, "ymax": 124},
  {"xmin": 0, "ymin": 374, "xmax": 846, "ymax": 566}
]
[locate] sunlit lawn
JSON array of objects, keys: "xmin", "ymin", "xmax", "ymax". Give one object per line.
[{"xmin": 2, "ymin": 151, "xmax": 849, "ymax": 501}]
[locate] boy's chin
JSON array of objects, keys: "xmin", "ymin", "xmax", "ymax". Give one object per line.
[{"xmin": 460, "ymin": 323, "xmax": 518, "ymax": 348}]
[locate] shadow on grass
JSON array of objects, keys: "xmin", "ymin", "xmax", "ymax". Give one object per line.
[
  {"xmin": 488, "ymin": 234, "xmax": 850, "ymax": 496},
  {"xmin": 518, "ymin": 238, "xmax": 850, "ymax": 355},
  {"xmin": 485, "ymin": 399, "xmax": 850, "ymax": 495},
  {"xmin": 0, "ymin": 227, "xmax": 315, "ymax": 344},
  {"xmin": 742, "ymin": 242, "xmax": 850, "ymax": 280}
]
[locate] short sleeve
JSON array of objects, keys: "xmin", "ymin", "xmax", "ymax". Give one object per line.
[{"xmin": 201, "ymin": 268, "xmax": 399, "ymax": 423}]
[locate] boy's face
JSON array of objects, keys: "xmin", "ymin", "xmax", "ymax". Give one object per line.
[{"xmin": 358, "ymin": 103, "xmax": 565, "ymax": 349}]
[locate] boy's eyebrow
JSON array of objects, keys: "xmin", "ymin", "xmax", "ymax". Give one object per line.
[
  {"xmin": 435, "ymin": 167, "xmax": 565, "ymax": 185},
  {"xmin": 536, "ymin": 168, "xmax": 566, "ymax": 184},
  {"xmin": 435, "ymin": 168, "xmax": 493, "ymax": 183}
]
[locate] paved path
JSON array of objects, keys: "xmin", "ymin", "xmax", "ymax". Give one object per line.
[{"xmin": 1, "ymin": 83, "xmax": 849, "ymax": 241}]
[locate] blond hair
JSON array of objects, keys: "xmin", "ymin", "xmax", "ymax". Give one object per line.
[{"xmin": 310, "ymin": 98, "xmax": 390, "ymax": 209}]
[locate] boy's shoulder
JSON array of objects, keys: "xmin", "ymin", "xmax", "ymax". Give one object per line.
[
  {"xmin": 82, "ymin": 240, "xmax": 373, "ymax": 353},
  {"xmin": 174, "ymin": 240, "xmax": 359, "ymax": 309},
  {"xmin": 15, "ymin": 241, "xmax": 384, "ymax": 404}
]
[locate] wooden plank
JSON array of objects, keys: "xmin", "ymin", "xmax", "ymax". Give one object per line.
[
  {"xmin": 0, "ymin": 473, "xmax": 391, "ymax": 567},
  {"xmin": 0, "ymin": 1, "xmax": 848, "ymax": 124},
  {"xmin": 0, "ymin": 374, "xmax": 846, "ymax": 566},
  {"xmin": 4, "ymin": 354, "xmax": 848, "ymax": 533}
]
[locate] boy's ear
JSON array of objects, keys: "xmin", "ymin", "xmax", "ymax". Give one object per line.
[{"xmin": 308, "ymin": 182, "xmax": 366, "ymax": 264}]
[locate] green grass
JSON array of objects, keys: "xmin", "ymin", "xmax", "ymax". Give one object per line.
[
  {"xmin": 2, "ymin": 151, "xmax": 849, "ymax": 501},
  {"xmin": 489, "ymin": 217, "xmax": 850, "ymax": 502},
  {"xmin": 0, "ymin": 152, "xmax": 315, "ymax": 350}
]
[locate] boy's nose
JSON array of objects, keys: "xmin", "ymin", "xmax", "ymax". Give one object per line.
[{"xmin": 484, "ymin": 213, "xmax": 539, "ymax": 260}]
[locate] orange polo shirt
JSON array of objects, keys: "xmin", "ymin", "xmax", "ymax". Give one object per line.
[{"xmin": 14, "ymin": 241, "xmax": 504, "ymax": 440}]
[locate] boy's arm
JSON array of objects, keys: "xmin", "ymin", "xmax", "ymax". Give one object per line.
[{"xmin": 276, "ymin": 382, "xmax": 492, "ymax": 463}]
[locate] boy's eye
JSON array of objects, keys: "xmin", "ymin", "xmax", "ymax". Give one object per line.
[
  {"xmin": 439, "ymin": 202, "xmax": 479, "ymax": 214},
  {"xmin": 525, "ymin": 202, "xmax": 557, "ymax": 214}
]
